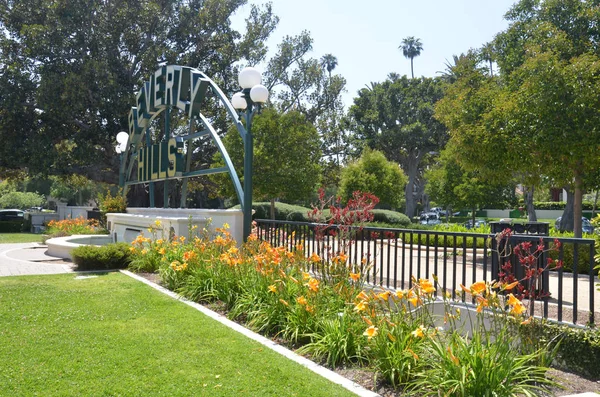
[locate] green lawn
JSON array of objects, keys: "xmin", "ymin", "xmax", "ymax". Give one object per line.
[
  {"xmin": 0, "ymin": 273, "xmax": 356, "ymax": 397},
  {"xmin": 0, "ymin": 233, "xmax": 43, "ymax": 244}
]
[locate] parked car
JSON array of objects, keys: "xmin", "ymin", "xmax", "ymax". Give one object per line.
[
  {"xmin": 430, "ymin": 207, "xmax": 447, "ymax": 216},
  {"xmin": 464, "ymin": 219, "xmax": 488, "ymax": 229},
  {"xmin": 555, "ymin": 217, "xmax": 594, "ymax": 234},
  {"xmin": 420, "ymin": 212, "xmax": 442, "ymax": 225},
  {"xmin": 0, "ymin": 209, "xmax": 25, "ymax": 221}
]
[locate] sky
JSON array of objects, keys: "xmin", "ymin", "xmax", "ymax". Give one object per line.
[{"xmin": 231, "ymin": 0, "xmax": 518, "ymax": 107}]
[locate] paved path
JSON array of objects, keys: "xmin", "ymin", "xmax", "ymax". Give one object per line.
[{"xmin": 0, "ymin": 243, "xmax": 74, "ymax": 277}]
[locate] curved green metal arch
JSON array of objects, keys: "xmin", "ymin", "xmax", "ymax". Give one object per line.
[{"xmin": 120, "ymin": 66, "xmax": 248, "ymax": 210}]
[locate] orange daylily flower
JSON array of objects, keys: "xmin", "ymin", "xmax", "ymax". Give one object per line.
[
  {"xmin": 296, "ymin": 296, "xmax": 307, "ymax": 305},
  {"xmin": 350, "ymin": 272, "xmax": 360, "ymax": 282},
  {"xmin": 363, "ymin": 325, "xmax": 378, "ymax": 340},
  {"xmin": 511, "ymin": 302, "xmax": 526, "ymax": 315},
  {"xmin": 503, "ymin": 281, "xmax": 519, "ymax": 291},
  {"xmin": 470, "ymin": 281, "xmax": 487, "ymax": 295},
  {"xmin": 356, "ymin": 290, "xmax": 369, "ymax": 302},
  {"xmin": 377, "ymin": 291, "xmax": 391, "ymax": 301},
  {"xmin": 268, "ymin": 284, "xmax": 277, "ymax": 293},
  {"xmin": 309, "ymin": 252, "xmax": 321, "ymax": 263},
  {"xmin": 419, "ymin": 279, "xmax": 436, "ymax": 294},
  {"xmin": 354, "ymin": 301, "xmax": 367, "ymax": 312},
  {"xmin": 306, "ymin": 278, "xmax": 320, "ymax": 292},
  {"xmin": 507, "ymin": 293, "xmax": 521, "ymax": 306},
  {"xmin": 411, "ymin": 325, "xmax": 426, "ymax": 338}
]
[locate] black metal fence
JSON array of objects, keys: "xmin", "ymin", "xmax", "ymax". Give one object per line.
[{"xmin": 255, "ymin": 219, "xmax": 598, "ymax": 326}]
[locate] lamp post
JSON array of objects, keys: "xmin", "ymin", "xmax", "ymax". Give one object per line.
[
  {"xmin": 115, "ymin": 131, "xmax": 129, "ymax": 188},
  {"xmin": 230, "ymin": 67, "xmax": 269, "ymax": 242}
]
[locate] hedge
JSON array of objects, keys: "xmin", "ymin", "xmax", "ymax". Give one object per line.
[
  {"xmin": 0, "ymin": 220, "xmax": 25, "ymax": 233},
  {"xmin": 534, "ymin": 201, "xmax": 597, "ymax": 211},
  {"xmin": 71, "ymin": 243, "xmax": 132, "ymax": 271},
  {"xmin": 371, "ymin": 209, "xmax": 411, "ymax": 226},
  {"xmin": 520, "ymin": 320, "xmax": 600, "ymax": 380}
]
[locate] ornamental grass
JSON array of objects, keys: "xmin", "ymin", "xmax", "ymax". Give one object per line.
[{"xmin": 127, "ymin": 223, "xmax": 557, "ymax": 396}]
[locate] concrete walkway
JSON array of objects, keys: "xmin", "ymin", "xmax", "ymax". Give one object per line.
[{"xmin": 0, "ymin": 243, "xmax": 74, "ymax": 277}]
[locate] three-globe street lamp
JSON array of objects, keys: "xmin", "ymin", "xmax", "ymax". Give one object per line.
[
  {"xmin": 230, "ymin": 67, "xmax": 269, "ymax": 242},
  {"xmin": 115, "ymin": 131, "xmax": 129, "ymax": 188}
]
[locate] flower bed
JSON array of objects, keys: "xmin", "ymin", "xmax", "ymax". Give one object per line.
[{"xmin": 127, "ymin": 223, "xmax": 562, "ymax": 395}]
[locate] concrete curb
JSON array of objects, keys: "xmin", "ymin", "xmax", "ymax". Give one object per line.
[{"xmin": 120, "ymin": 270, "xmax": 380, "ymax": 397}]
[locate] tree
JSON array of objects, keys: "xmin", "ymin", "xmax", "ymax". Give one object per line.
[
  {"xmin": 426, "ymin": 146, "xmax": 516, "ymax": 225},
  {"xmin": 493, "ymin": 0, "xmax": 600, "ymax": 237},
  {"xmin": 320, "ymin": 54, "xmax": 338, "ymax": 79},
  {"xmin": 213, "ymin": 108, "xmax": 322, "ymax": 218},
  {"xmin": 399, "ymin": 36, "xmax": 423, "ymax": 78},
  {"xmin": 0, "ymin": 192, "xmax": 44, "ymax": 210},
  {"xmin": 0, "ymin": 0, "xmax": 278, "ymax": 182},
  {"xmin": 434, "ymin": 51, "xmax": 546, "ymax": 222},
  {"xmin": 349, "ymin": 75, "xmax": 447, "ymax": 218},
  {"xmin": 338, "ymin": 149, "xmax": 407, "ymax": 209}
]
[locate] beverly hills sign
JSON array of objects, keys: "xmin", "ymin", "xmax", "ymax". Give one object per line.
[
  {"xmin": 109, "ymin": 65, "xmax": 250, "ymax": 244},
  {"xmin": 126, "ymin": 66, "xmax": 208, "ymax": 183},
  {"xmin": 119, "ymin": 65, "xmax": 244, "ymax": 208}
]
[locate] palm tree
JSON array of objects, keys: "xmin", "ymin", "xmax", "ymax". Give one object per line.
[
  {"xmin": 320, "ymin": 54, "xmax": 338, "ymax": 79},
  {"xmin": 399, "ymin": 36, "xmax": 423, "ymax": 78},
  {"xmin": 481, "ymin": 42, "xmax": 494, "ymax": 77}
]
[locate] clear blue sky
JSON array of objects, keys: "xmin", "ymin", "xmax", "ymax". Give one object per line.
[{"xmin": 232, "ymin": 0, "xmax": 517, "ymax": 107}]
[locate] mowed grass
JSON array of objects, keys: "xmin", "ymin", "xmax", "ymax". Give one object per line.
[
  {"xmin": 0, "ymin": 233, "xmax": 43, "ymax": 244},
  {"xmin": 0, "ymin": 273, "xmax": 356, "ymax": 397}
]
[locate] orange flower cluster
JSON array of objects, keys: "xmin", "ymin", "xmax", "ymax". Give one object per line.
[
  {"xmin": 46, "ymin": 217, "xmax": 99, "ymax": 234},
  {"xmin": 170, "ymin": 260, "xmax": 188, "ymax": 272}
]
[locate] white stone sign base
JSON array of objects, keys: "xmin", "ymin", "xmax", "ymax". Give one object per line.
[{"xmin": 106, "ymin": 208, "xmax": 244, "ymax": 244}]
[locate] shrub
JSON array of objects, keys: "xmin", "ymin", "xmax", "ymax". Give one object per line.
[
  {"xmin": 371, "ymin": 209, "xmax": 411, "ymax": 226},
  {"xmin": 233, "ymin": 202, "xmax": 312, "ymax": 221},
  {"xmin": 534, "ymin": 201, "xmax": 595, "ymax": 210},
  {"xmin": 0, "ymin": 191, "xmax": 44, "ymax": 209},
  {"xmin": 520, "ymin": 320, "xmax": 600, "ymax": 380},
  {"xmin": 71, "ymin": 242, "xmax": 132, "ymax": 271},
  {"xmin": 0, "ymin": 220, "xmax": 24, "ymax": 233}
]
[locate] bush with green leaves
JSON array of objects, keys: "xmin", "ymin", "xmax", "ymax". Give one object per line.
[
  {"xmin": 233, "ymin": 202, "xmax": 313, "ymax": 221},
  {"xmin": 520, "ymin": 320, "xmax": 600, "ymax": 380},
  {"xmin": 371, "ymin": 209, "xmax": 411, "ymax": 226},
  {"xmin": 0, "ymin": 191, "xmax": 44, "ymax": 209},
  {"xmin": 338, "ymin": 148, "xmax": 407, "ymax": 209},
  {"xmin": 71, "ymin": 242, "xmax": 131, "ymax": 271},
  {"xmin": 0, "ymin": 221, "xmax": 24, "ymax": 233}
]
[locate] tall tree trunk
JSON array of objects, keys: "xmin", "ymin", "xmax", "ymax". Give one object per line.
[
  {"xmin": 410, "ymin": 58, "xmax": 414, "ymax": 79},
  {"xmin": 524, "ymin": 185, "xmax": 537, "ymax": 222},
  {"xmin": 404, "ymin": 156, "xmax": 420, "ymax": 219},
  {"xmin": 270, "ymin": 198, "xmax": 276, "ymax": 220},
  {"xmin": 573, "ymin": 169, "xmax": 583, "ymax": 238},
  {"xmin": 559, "ymin": 188, "xmax": 574, "ymax": 232}
]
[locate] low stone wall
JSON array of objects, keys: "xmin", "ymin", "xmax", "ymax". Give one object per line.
[
  {"xmin": 106, "ymin": 208, "xmax": 244, "ymax": 244},
  {"xmin": 46, "ymin": 234, "xmax": 113, "ymax": 260}
]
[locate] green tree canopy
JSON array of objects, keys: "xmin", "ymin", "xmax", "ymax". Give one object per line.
[
  {"xmin": 0, "ymin": 0, "xmax": 277, "ymax": 181},
  {"xmin": 349, "ymin": 75, "xmax": 447, "ymax": 218},
  {"xmin": 436, "ymin": 0, "xmax": 600, "ymax": 236},
  {"xmin": 338, "ymin": 149, "xmax": 407, "ymax": 210},
  {"xmin": 425, "ymin": 146, "xmax": 516, "ymax": 223},
  {"xmin": 213, "ymin": 108, "xmax": 322, "ymax": 215}
]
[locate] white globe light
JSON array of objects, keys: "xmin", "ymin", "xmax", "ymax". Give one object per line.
[
  {"xmin": 115, "ymin": 144, "xmax": 122, "ymax": 154},
  {"xmin": 250, "ymin": 84, "xmax": 269, "ymax": 104},
  {"xmin": 116, "ymin": 131, "xmax": 129, "ymax": 145},
  {"xmin": 231, "ymin": 92, "xmax": 247, "ymax": 110},
  {"xmin": 238, "ymin": 67, "xmax": 262, "ymax": 89}
]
